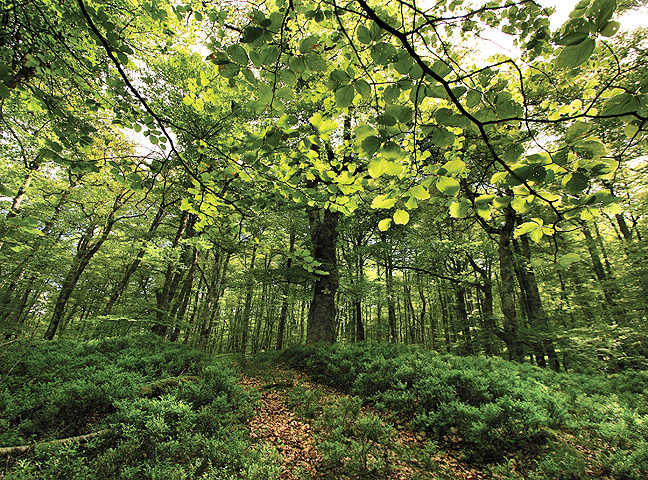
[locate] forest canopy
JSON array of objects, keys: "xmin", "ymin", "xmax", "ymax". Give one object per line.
[{"xmin": 1, "ymin": 0, "xmax": 647, "ymax": 369}]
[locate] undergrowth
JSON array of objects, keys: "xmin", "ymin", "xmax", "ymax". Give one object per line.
[
  {"xmin": 273, "ymin": 343, "xmax": 648, "ymax": 479},
  {"xmin": 0, "ymin": 335, "xmax": 280, "ymax": 479}
]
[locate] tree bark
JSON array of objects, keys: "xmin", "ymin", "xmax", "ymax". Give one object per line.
[
  {"xmin": 153, "ymin": 211, "xmax": 192, "ymax": 335},
  {"xmin": 496, "ymin": 205, "xmax": 523, "ymax": 362},
  {"xmin": 103, "ymin": 200, "xmax": 167, "ymax": 315},
  {"xmin": 44, "ymin": 215, "xmax": 119, "ymax": 340},
  {"xmin": 306, "ymin": 208, "xmax": 340, "ymax": 344}
]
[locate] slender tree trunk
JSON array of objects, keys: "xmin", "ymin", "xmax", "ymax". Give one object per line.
[
  {"xmin": 198, "ymin": 251, "xmax": 230, "ymax": 350},
  {"xmin": 0, "ymin": 154, "xmax": 42, "ymax": 252},
  {"xmin": 514, "ymin": 235, "xmax": 560, "ymax": 371},
  {"xmin": 306, "ymin": 209, "xmax": 340, "ymax": 344},
  {"xmin": 455, "ymin": 287, "xmax": 473, "ymax": 355},
  {"xmin": 582, "ymin": 222, "xmax": 618, "ymax": 312},
  {"xmin": 153, "ymin": 211, "xmax": 191, "ymax": 335},
  {"xmin": 44, "ymin": 216, "xmax": 118, "ymax": 340},
  {"xmin": 103, "ymin": 201, "xmax": 167, "ymax": 315},
  {"xmin": 169, "ymin": 247, "xmax": 198, "ymax": 342},
  {"xmin": 276, "ymin": 230, "xmax": 295, "ymax": 350},
  {"xmin": 417, "ymin": 279, "xmax": 427, "ymax": 346},
  {"xmin": 239, "ymin": 246, "xmax": 258, "ymax": 354}
]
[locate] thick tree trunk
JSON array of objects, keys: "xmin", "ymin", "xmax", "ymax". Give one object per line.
[
  {"xmin": 497, "ymin": 206, "xmax": 523, "ymax": 362},
  {"xmin": 306, "ymin": 209, "xmax": 340, "ymax": 344}
]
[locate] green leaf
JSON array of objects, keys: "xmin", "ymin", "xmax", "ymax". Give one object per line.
[
  {"xmin": 431, "ymin": 60, "xmax": 451, "ymax": 78},
  {"xmin": 219, "ymin": 63, "xmax": 240, "ymax": 78},
  {"xmin": 514, "ymin": 221, "xmax": 541, "ymax": 238},
  {"xmin": 385, "ymin": 161, "xmax": 403, "ymax": 175},
  {"xmin": 371, "ymin": 42, "xmax": 397, "ymax": 65},
  {"xmin": 511, "ymin": 197, "xmax": 531, "ymax": 214},
  {"xmin": 361, "ymin": 136, "xmax": 382, "ymax": 157},
  {"xmin": 241, "ymin": 26, "xmax": 264, "ymax": 43},
  {"xmin": 600, "ymin": 20, "xmax": 620, "ymax": 37},
  {"xmin": 398, "ymin": 106, "xmax": 413, "ymax": 124},
  {"xmin": 368, "ymin": 158, "xmax": 388, "ymax": 178},
  {"xmin": 280, "ymin": 69, "xmax": 297, "ymax": 86},
  {"xmin": 300, "ymin": 35, "xmax": 320, "ymax": 54},
  {"xmin": 372, "ymin": 195, "xmax": 397, "ymax": 209},
  {"xmin": 277, "ymin": 114, "xmax": 298, "ymax": 130},
  {"xmin": 430, "ymin": 127, "xmax": 456, "ymax": 148},
  {"xmin": 378, "ymin": 218, "xmax": 392, "ymax": 231},
  {"xmin": 563, "ymin": 172, "xmax": 589, "ymax": 193},
  {"xmin": 449, "ymin": 199, "xmax": 471, "ymax": 218},
  {"xmin": 335, "ymin": 84, "xmax": 356, "ymax": 108},
  {"xmin": 408, "ymin": 185, "xmax": 430, "ymax": 200},
  {"xmin": 601, "ymin": 93, "xmax": 640, "ymax": 116},
  {"xmin": 556, "ymin": 37, "xmax": 595, "ymax": 68},
  {"xmin": 393, "ymin": 209, "xmax": 409, "ymax": 225},
  {"xmin": 310, "ymin": 113, "xmax": 337, "ymax": 135},
  {"xmin": 0, "ymin": 182, "xmax": 14, "ymax": 197},
  {"xmin": 588, "ymin": 0, "xmax": 617, "ymax": 31},
  {"xmin": 565, "ymin": 121, "xmax": 591, "ymax": 143},
  {"xmin": 558, "ymin": 253, "xmax": 582, "ymax": 266},
  {"xmin": 261, "ymin": 46, "xmax": 280, "ymax": 65},
  {"xmin": 383, "ymin": 84, "xmax": 400, "ymax": 104},
  {"xmin": 554, "ymin": 17, "xmax": 590, "ymax": 46},
  {"xmin": 381, "ymin": 141, "xmax": 403, "ymax": 160},
  {"xmin": 376, "ymin": 113, "xmax": 397, "ymax": 126},
  {"xmin": 393, "ymin": 52, "xmax": 414, "ymax": 75},
  {"xmin": 357, "ymin": 25, "xmax": 372, "ymax": 44},
  {"xmin": 436, "ymin": 176, "xmax": 460, "ymax": 196},
  {"xmin": 466, "ymin": 89, "xmax": 481, "ymax": 108},
  {"xmin": 0, "ymin": 82, "xmax": 10, "ymax": 98},
  {"xmin": 354, "ymin": 79, "xmax": 371, "ymax": 99},
  {"xmin": 493, "ymin": 196, "xmax": 513, "ymax": 209},
  {"xmin": 443, "ymin": 159, "xmax": 466, "ymax": 175},
  {"xmin": 227, "ymin": 45, "xmax": 249, "ymax": 65}
]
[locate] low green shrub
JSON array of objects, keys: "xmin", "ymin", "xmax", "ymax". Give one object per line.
[
  {"xmin": 0, "ymin": 334, "xmax": 278, "ymax": 480},
  {"xmin": 275, "ymin": 342, "xmax": 648, "ymax": 477}
]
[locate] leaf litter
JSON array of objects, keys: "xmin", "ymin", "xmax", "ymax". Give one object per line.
[{"xmin": 238, "ymin": 363, "xmax": 493, "ymax": 479}]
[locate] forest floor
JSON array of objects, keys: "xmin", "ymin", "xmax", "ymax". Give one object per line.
[{"xmin": 237, "ymin": 362, "xmax": 495, "ymax": 480}]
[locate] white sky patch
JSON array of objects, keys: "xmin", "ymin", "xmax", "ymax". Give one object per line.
[{"xmin": 476, "ymin": 0, "xmax": 648, "ymax": 61}]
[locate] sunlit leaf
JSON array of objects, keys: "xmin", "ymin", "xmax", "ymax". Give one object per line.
[
  {"xmin": 449, "ymin": 199, "xmax": 471, "ymax": 218},
  {"xmin": 393, "ymin": 209, "xmax": 409, "ymax": 225},
  {"xmin": 436, "ymin": 176, "xmax": 460, "ymax": 196},
  {"xmin": 378, "ymin": 218, "xmax": 392, "ymax": 231}
]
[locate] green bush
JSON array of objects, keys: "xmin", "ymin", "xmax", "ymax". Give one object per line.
[
  {"xmin": 0, "ymin": 334, "xmax": 278, "ymax": 480},
  {"xmin": 277, "ymin": 343, "xmax": 566, "ymax": 461},
  {"xmin": 275, "ymin": 342, "xmax": 647, "ymax": 475}
]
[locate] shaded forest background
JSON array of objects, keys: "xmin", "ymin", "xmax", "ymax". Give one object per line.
[{"xmin": 1, "ymin": 0, "xmax": 648, "ymax": 373}]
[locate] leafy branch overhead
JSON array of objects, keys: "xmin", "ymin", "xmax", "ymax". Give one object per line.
[{"xmin": 3, "ymin": 0, "xmax": 643, "ymax": 240}]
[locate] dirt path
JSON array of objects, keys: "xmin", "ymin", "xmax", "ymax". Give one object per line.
[
  {"xmin": 239, "ymin": 370, "xmax": 325, "ymax": 479},
  {"xmin": 238, "ymin": 364, "xmax": 492, "ymax": 480}
]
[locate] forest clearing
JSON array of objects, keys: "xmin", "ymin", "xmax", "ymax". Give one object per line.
[{"xmin": 1, "ymin": 0, "xmax": 648, "ymax": 477}]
